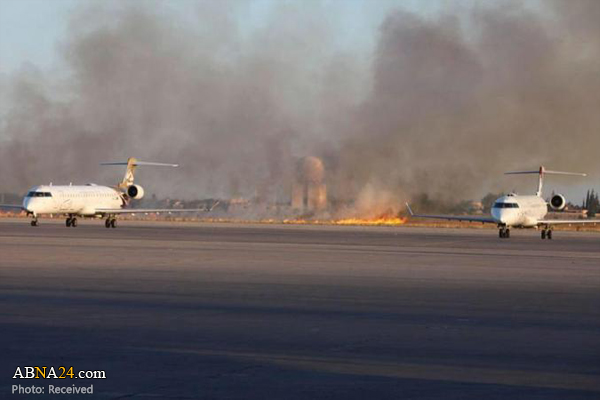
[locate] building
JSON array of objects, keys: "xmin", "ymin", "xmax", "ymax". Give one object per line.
[{"xmin": 291, "ymin": 156, "xmax": 327, "ymax": 212}]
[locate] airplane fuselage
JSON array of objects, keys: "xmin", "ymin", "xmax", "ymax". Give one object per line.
[
  {"xmin": 23, "ymin": 185, "xmax": 124, "ymax": 217},
  {"xmin": 490, "ymin": 194, "xmax": 548, "ymax": 228},
  {"xmin": 406, "ymin": 166, "xmax": 595, "ymax": 240},
  {"xmin": 0, "ymin": 157, "xmax": 190, "ymax": 228}
]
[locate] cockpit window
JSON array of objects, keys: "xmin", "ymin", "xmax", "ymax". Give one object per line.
[
  {"xmin": 493, "ymin": 202, "xmax": 519, "ymax": 209},
  {"xmin": 26, "ymin": 191, "xmax": 52, "ymax": 197}
]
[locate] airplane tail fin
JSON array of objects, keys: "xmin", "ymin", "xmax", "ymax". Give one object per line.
[
  {"xmin": 505, "ymin": 166, "xmax": 586, "ymax": 197},
  {"xmin": 100, "ymin": 157, "xmax": 179, "ymax": 188}
]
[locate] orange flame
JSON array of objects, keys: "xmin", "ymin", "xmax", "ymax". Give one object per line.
[
  {"xmin": 281, "ymin": 215, "xmax": 407, "ymax": 226},
  {"xmin": 331, "ymin": 216, "xmax": 407, "ymax": 226}
]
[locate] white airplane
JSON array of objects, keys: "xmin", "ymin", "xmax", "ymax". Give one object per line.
[
  {"xmin": 0, "ymin": 157, "xmax": 206, "ymax": 228},
  {"xmin": 406, "ymin": 166, "xmax": 599, "ymax": 239}
]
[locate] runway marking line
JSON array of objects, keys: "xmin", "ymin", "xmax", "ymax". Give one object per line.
[
  {"xmin": 133, "ymin": 346, "xmax": 600, "ymax": 393},
  {"xmin": 1, "ymin": 236, "xmax": 599, "ymax": 262}
]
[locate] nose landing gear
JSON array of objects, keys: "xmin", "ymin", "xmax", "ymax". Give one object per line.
[
  {"xmin": 499, "ymin": 227, "xmax": 510, "ymax": 239},
  {"xmin": 30, "ymin": 213, "xmax": 39, "ymax": 227}
]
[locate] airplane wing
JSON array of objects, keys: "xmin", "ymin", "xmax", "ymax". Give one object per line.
[
  {"xmin": 0, "ymin": 204, "xmax": 25, "ymax": 211},
  {"xmin": 405, "ymin": 203, "xmax": 497, "ymax": 224},
  {"xmin": 536, "ymin": 219, "xmax": 600, "ymax": 226},
  {"xmin": 96, "ymin": 208, "xmax": 211, "ymax": 215},
  {"xmin": 97, "ymin": 200, "xmax": 220, "ymax": 215}
]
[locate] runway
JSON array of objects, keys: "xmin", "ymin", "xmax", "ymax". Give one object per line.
[{"xmin": 1, "ymin": 219, "xmax": 599, "ymax": 399}]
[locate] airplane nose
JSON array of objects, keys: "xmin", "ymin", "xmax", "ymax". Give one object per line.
[
  {"xmin": 23, "ymin": 199, "xmax": 35, "ymax": 214},
  {"xmin": 498, "ymin": 211, "xmax": 514, "ymax": 225},
  {"xmin": 496, "ymin": 210, "xmax": 508, "ymax": 224}
]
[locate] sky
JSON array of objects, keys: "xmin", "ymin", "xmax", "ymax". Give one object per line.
[
  {"xmin": 0, "ymin": 0, "xmax": 444, "ymax": 75},
  {"xmin": 0, "ymin": 0, "xmax": 77, "ymax": 74}
]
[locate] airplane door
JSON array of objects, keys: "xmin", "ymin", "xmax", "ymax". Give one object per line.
[{"xmin": 59, "ymin": 198, "xmax": 72, "ymax": 211}]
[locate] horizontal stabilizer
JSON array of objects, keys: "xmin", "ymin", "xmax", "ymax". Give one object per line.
[
  {"xmin": 100, "ymin": 161, "xmax": 178, "ymax": 167},
  {"xmin": 505, "ymin": 170, "xmax": 586, "ymax": 176},
  {"xmin": 505, "ymin": 166, "xmax": 587, "ymax": 197},
  {"xmin": 505, "ymin": 165, "xmax": 586, "ymax": 176},
  {"xmin": 101, "ymin": 157, "xmax": 178, "ymax": 188}
]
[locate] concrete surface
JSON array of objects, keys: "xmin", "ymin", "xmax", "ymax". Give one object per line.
[{"xmin": 1, "ymin": 219, "xmax": 599, "ymax": 399}]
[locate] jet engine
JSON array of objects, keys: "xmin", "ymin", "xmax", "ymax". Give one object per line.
[
  {"xmin": 549, "ymin": 194, "xmax": 567, "ymax": 211},
  {"xmin": 126, "ymin": 184, "xmax": 144, "ymax": 200}
]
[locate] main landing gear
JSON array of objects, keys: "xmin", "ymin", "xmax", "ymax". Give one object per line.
[
  {"xmin": 105, "ymin": 218, "xmax": 117, "ymax": 229},
  {"xmin": 66, "ymin": 216, "xmax": 78, "ymax": 227},
  {"xmin": 541, "ymin": 228, "xmax": 553, "ymax": 240},
  {"xmin": 499, "ymin": 226, "xmax": 510, "ymax": 239}
]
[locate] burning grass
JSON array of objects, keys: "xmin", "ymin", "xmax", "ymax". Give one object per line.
[{"xmin": 281, "ymin": 216, "xmax": 407, "ymax": 226}]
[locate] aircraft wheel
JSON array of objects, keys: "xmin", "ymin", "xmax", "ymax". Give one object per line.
[
  {"xmin": 66, "ymin": 218, "xmax": 72, "ymax": 227},
  {"xmin": 110, "ymin": 219, "xmax": 116, "ymax": 228},
  {"xmin": 31, "ymin": 220, "xmax": 38, "ymax": 227},
  {"xmin": 499, "ymin": 229, "xmax": 503, "ymax": 238},
  {"xmin": 506, "ymin": 229, "xmax": 510, "ymax": 238},
  {"xmin": 547, "ymin": 230, "xmax": 552, "ymax": 240},
  {"xmin": 71, "ymin": 218, "xmax": 78, "ymax": 227},
  {"xmin": 541, "ymin": 230, "xmax": 546, "ymax": 240},
  {"xmin": 105, "ymin": 219, "xmax": 111, "ymax": 228}
]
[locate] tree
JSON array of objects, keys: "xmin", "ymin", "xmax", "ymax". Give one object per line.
[{"xmin": 585, "ymin": 189, "xmax": 599, "ymax": 218}]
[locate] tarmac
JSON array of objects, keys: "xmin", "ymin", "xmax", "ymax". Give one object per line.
[{"xmin": 0, "ymin": 218, "xmax": 599, "ymax": 399}]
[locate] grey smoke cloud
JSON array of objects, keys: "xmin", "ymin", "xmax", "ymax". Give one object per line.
[
  {"xmin": 335, "ymin": 1, "xmax": 600, "ymax": 208},
  {"xmin": 0, "ymin": 1, "xmax": 598, "ymax": 213}
]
